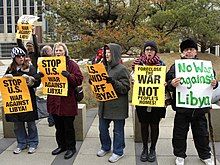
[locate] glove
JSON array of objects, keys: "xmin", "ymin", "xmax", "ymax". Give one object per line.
[
  {"xmin": 22, "ymin": 74, "xmax": 30, "ymax": 80},
  {"xmin": 27, "ymin": 76, "xmax": 35, "ymax": 87},
  {"xmin": 3, "ymin": 74, "xmax": 13, "ymax": 78},
  {"xmin": 33, "ymin": 72, "xmax": 44, "ymax": 79},
  {"xmin": 88, "ymin": 79, "xmax": 92, "ymax": 85},
  {"xmin": 106, "ymin": 77, "xmax": 115, "ymax": 85},
  {"xmin": 61, "ymin": 71, "xmax": 70, "ymax": 78}
]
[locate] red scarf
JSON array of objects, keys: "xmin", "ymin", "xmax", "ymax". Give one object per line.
[{"xmin": 145, "ymin": 53, "xmax": 161, "ymax": 66}]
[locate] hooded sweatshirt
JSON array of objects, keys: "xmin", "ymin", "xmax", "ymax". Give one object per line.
[{"xmin": 98, "ymin": 43, "xmax": 130, "ymax": 119}]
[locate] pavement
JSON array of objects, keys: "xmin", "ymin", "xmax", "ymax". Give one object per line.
[{"xmin": 0, "ymin": 106, "xmax": 220, "ymax": 165}]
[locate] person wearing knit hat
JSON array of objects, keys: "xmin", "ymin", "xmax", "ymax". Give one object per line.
[
  {"xmin": 3, "ymin": 46, "xmax": 41, "ymax": 155},
  {"xmin": 143, "ymin": 41, "xmax": 158, "ymax": 53},
  {"xmin": 166, "ymin": 38, "xmax": 218, "ymax": 165},
  {"xmin": 131, "ymin": 41, "xmax": 166, "ymax": 163}
]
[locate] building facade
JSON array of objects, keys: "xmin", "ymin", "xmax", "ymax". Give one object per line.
[{"xmin": 0, "ymin": 0, "xmax": 43, "ymax": 57}]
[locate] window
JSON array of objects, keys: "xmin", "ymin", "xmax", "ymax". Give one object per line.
[
  {"xmin": 37, "ymin": 1, "xmax": 42, "ymax": 21},
  {"xmin": 7, "ymin": 0, "xmax": 12, "ymax": 33},
  {"xmin": 0, "ymin": 0, "xmax": 3, "ymax": 33},
  {"xmin": 23, "ymin": 0, "xmax": 27, "ymax": 14},
  {"xmin": 30, "ymin": 0, "xmax": 34, "ymax": 15}
]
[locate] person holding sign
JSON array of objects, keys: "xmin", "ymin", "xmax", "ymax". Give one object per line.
[
  {"xmin": 40, "ymin": 45, "xmax": 55, "ymax": 127},
  {"xmin": 17, "ymin": 25, "xmax": 40, "ymax": 72},
  {"xmin": 95, "ymin": 43, "xmax": 130, "ymax": 163},
  {"xmin": 166, "ymin": 38, "xmax": 218, "ymax": 165},
  {"xmin": 46, "ymin": 42, "xmax": 83, "ymax": 159},
  {"xmin": 131, "ymin": 41, "xmax": 166, "ymax": 162},
  {"xmin": 3, "ymin": 47, "xmax": 41, "ymax": 154}
]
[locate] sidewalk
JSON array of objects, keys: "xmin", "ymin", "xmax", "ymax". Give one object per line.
[{"xmin": 0, "ymin": 106, "xmax": 220, "ymax": 165}]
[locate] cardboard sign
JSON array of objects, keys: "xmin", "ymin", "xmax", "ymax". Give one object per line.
[
  {"xmin": 132, "ymin": 65, "xmax": 166, "ymax": 107},
  {"xmin": 86, "ymin": 63, "xmax": 118, "ymax": 101},
  {"xmin": 16, "ymin": 15, "xmax": 39, "ymax": 40},
  {"xmin": 0, "ymin": 77, "xmax": 33, "ymax": 114},
  {"xmin": 175, "ymin": 59, "xmax": 213, "ymax": 108},
  {"xmin": 38, "ymin": 56, "xmax": 68, "ymax": 96}
]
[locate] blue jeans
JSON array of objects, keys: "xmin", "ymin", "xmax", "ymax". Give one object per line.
[
  {"xmin": 14, "ymin": 121, "xmax": 38, "ymax": 149},
  {"xmin": 99, "ymin": 117, "xmax": 125, "ymax": 156}
]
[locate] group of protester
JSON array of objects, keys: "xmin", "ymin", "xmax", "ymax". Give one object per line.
[{"xmin": 1, "ymin": 25, "xmax": 218, "ymax": 165}]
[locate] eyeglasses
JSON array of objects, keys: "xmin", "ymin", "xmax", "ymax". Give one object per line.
[
  {"xmin": 145, "ymin": 48, "xmax": 155, "ymax": 52},
  {"xmin": 15, "ymin": 55, "xmax": 25, "ymax": 58}
]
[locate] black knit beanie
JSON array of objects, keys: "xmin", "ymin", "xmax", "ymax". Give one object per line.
[
  {"xmin": 180, "ymin": 38, "xmax": 198, "ymax": 52},
  {"xmin": 144, "ymin": 41, "xmax": 158, "ymax": 52}
]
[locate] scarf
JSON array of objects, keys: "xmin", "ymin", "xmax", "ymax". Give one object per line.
[{"xmin": 145, "ymin": 53, "xmax": 161, "ymax": 66}]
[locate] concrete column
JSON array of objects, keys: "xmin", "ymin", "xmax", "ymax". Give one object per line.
[
  {"xmin": 75, "ymin": 104, "xmax": 87, "ymax": 141},
  {"xmin": 207, "ymin": 104, "xmax": 220, "ymax": 142},
  {"xmin": 1, "ymin": 106, "xmax": 15, "ymax": 138}
]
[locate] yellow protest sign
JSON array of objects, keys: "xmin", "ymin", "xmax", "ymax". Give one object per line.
[
  {"xmin": 86, "ymin": 63, "xmax": 118, "ymax": 101},
  {"xmin": 38, "ymin": 56, "xmax": 68, "ymax": 96},
  {"xmin": 0, "ymin": 77, "xmax": 33, "ymax": 114},
  {"xmin": 16, "ymin": 15, "xmax": 39, "ymax": 40},
  {"xmin": 132, "ymin": 65, "xmax": 166, "ymax": 107}
]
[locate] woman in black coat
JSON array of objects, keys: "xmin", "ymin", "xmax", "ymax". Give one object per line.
[{"xmin": 3, "ymin": 47, "xmax": 40, "ymax": 154}]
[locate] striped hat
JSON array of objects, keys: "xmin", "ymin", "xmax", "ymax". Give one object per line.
[{"xmin": 11, "ymin": 47, "xmax": 26, "ymax": 58}]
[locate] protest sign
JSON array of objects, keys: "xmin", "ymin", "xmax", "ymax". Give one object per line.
[
  {"xmin": 38, "ymin": 56, "xmax": 68, "ymax": 96},
  {"xmin": 16, "ymin": 15, "xmax": 39, "ymax": 40},
  {"xmin": 86, "ymin": 63, "xmax": 118, "ymax": 101},
  {"xmin": 175, "ymin": 59, "xmax": 214, "ymax": 108},
  {"xmin": 132, "ymin": 65, "xmax": 166, "ymax": 107},
  {"xmin": 0, "ymin": 77, "xmax": 33, "ymax": 114}
]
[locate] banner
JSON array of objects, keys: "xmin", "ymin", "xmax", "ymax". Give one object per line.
[
  {"xmin": 86, "ymin": 63, "xmax": 118, "ymax": 101},
  {"xmin": 16, "ymin": 15, "xmax": 39, "ymax": 40},
  {"xmin": 38, "ymin": 56, "xmax": 68, "ymax": 96},
  {"xmin": 175, "ymin": 59, "xmax": 214, "ymax": 108},
  {"xmin": 132, "ymin": 65, "xmax": 166, "ymax": 107},
  {"xmin": 0, "ymin": 77, "xmax": 33, "ymax": 114}
]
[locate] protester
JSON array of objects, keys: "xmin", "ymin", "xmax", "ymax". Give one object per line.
[
  {"xmin": 17, "ymin": 25, "xmax": 40, "ymax": 72},
  {"xmin": 166, "ymin": 38, "xmax": 218, "ymax": 165},
  {"xmin": 92, "ymin": 47, "xmax": 123, "ymax": 64},
  {"xmin": 46, "ymin": 42, "xmax": 83, "ymax": 159},
  {"xmin": 94, "ymin": 43, "xmax": 130, "ymax": 163},
  {"xmin": 40, "ymin": 45, "xmax": 55, "ymax": 127},
  {"xmin": 3, "ymin": 47, "xmax": 41, "ymax": 154},
  {"xmin": 131, "ymin": 41, "xmax": 166, "ymax": 162}
]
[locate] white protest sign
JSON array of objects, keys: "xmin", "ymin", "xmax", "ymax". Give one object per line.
[{"xmin": 175, "ymin": 59, "xmax": 214, "ymax": 108}]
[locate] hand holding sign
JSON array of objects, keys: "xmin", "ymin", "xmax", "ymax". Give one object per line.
[
  {"xmin": 106, "ymin": 77, "xmax": 115, "ymax": 84},
  {"xmin": 61, "ymin": 71, "xmax": 70, "ymax": 78}
]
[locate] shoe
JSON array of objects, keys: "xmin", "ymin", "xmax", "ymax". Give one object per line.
[
  {"xmin": 175, "ymin": 157, "xmax": 185, "ymax": 165},
  {"xmin": 140, "ymin": 148, "xmax": 148, "ymax": 162},
  {"xmin": 201, "ymin": 158, "xmax": 214, "ymax": 165},
  {"xmin": 52, "ymin": 147, "xmax": 66, "ymax": 155},
  {"xmin": 148, "ymin": 149, "xmax": 156, "ymax": 162},
  {"xmin": 13, "ymin": 148, "xmax": 22, "ymax": 154},
  {"xmin": 108, "ymin": 153, "xmax": 124, "ymax": 163},
  {"xmin": 97, "ymin": 149, "xmax": 110, "ymax": 157},
  {"xmin": 48, "ymin": 122, "xmax": 55, "ymax": 127},
  {"xmin": 28, "ymin": 147, "xmax": 36, "ymax": 154},
  {"xmin": 64, "ymin": 149, "xmax": 76, "ymax": 159}
]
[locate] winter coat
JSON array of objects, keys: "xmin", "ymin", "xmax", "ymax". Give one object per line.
[
  {"xmin": 47, "ymin": 57, "xmax": 83, "ymax": 116},
  {"xmin": 166, "ymin": 57, "xmax": 218, "ymax": 114},
  {"xmin": 98, "ymin": 43, "xmax": 130, "ymax": 120},
  {"xmin": 5, "ymin": 65, "xmax": 40, "ymax": 122}
]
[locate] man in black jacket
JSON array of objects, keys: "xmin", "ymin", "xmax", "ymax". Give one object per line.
[
  {"xmin": 17, "ymin": 26, "xmax": 40, "ymax": 72},
  {"xmin": 166, "ymin": 38, "xmax": 218, "ymax": 165}
]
